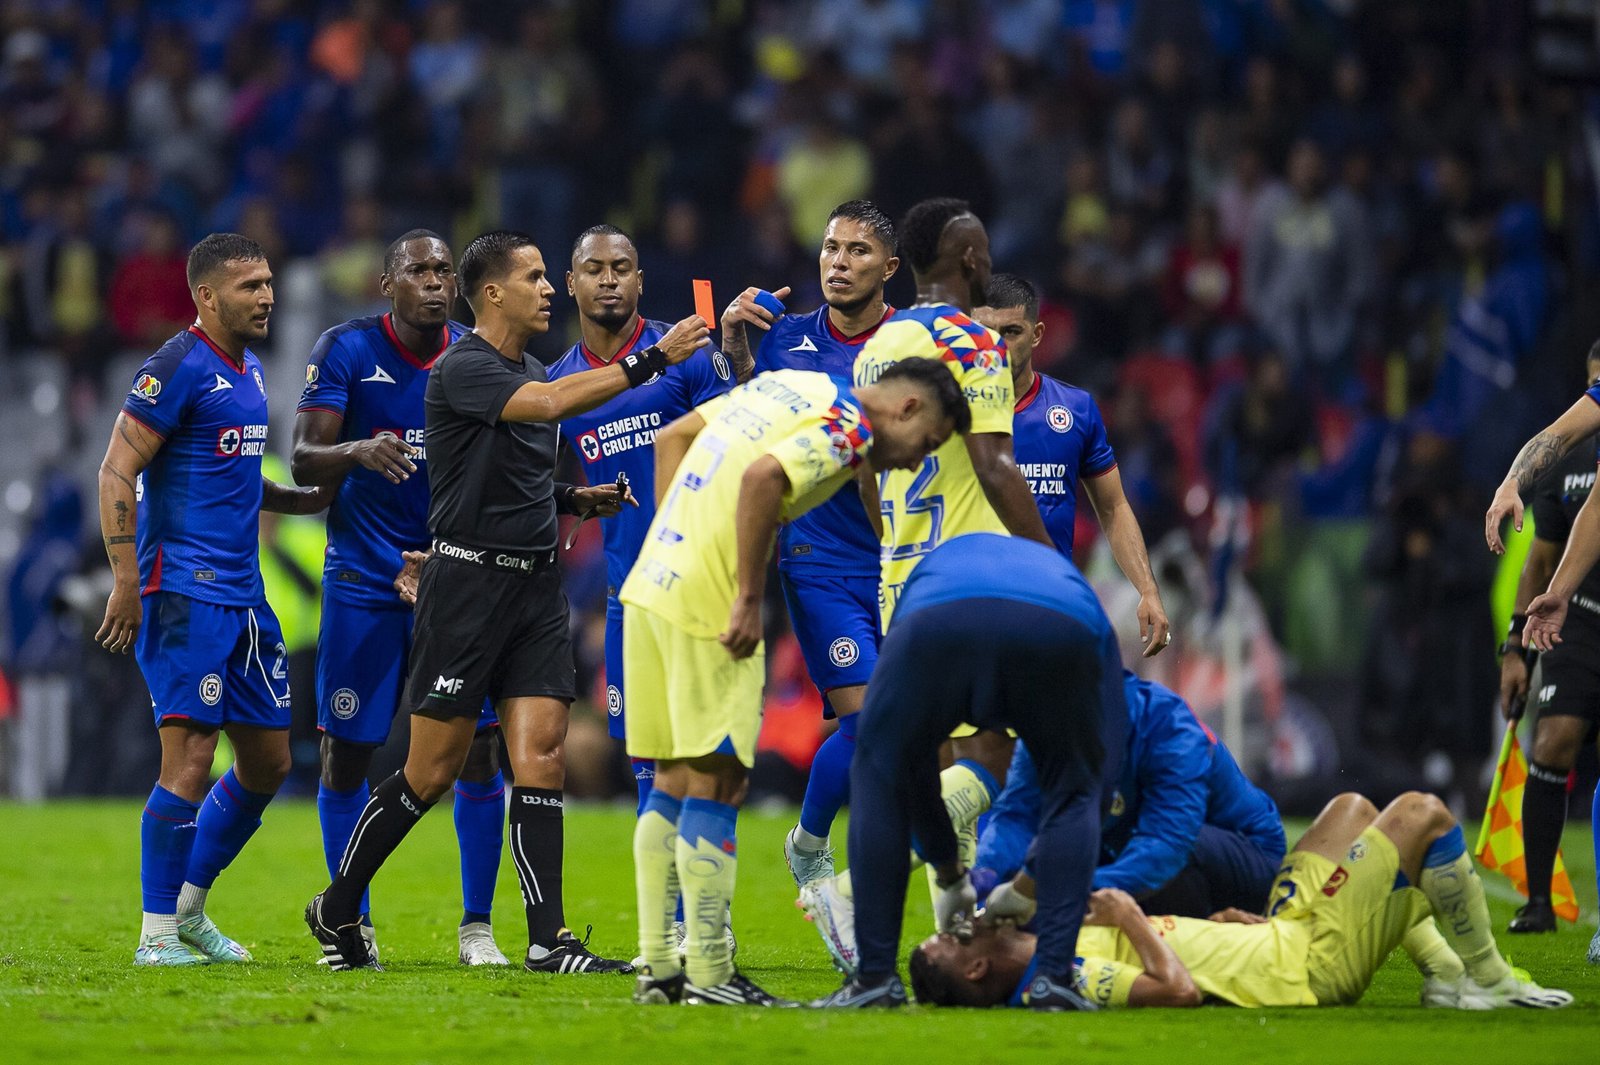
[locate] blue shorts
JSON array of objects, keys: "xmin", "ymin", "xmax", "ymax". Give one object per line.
[
  {"xmin": 137, "ymin": 592, "xmax": 292, "ymax": 730},
  {"xmin": 605, "ymin": 596, "xmax": 625, "ymax": 740},
  {"xmin": 316, "ymin": 594, "xmax": 496, "ymax": 747},
  {"xmin": 779, "ymin": 569, "xmax": 880, "ymax": 717}
]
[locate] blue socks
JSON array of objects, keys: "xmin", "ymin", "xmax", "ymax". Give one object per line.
[
  {"xmin": 1423, "ymin": 824, "xmax": 1467, "ymax": 869},
  {"xmin": 186, "ymin": 768, "xmax": 274, "ymax": 890},
  {"xmin": 454, "ymin": 772, "xmax": 505, "ymax": 924},
  {"xmin": 632, "ymin": 758, "xmax": 656, "ymax": 816},
  {"xmin": 318, "ymin": 780, "xmax": 372, "ymax": 917},
  {"xmin": 1592, "ymin": 783, "xmax": 1600, "ymax": 911},
  {"xmin": 141, "ymin": 785, "xmax": 199, "ymax": 916},
  {"xmin": 799, "ymin": 712, "xmax": 858, "ymax": 838}
]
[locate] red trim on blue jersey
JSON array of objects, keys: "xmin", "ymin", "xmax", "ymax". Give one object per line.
[
  {"xmin": 296, "ymin": 405, "xmax": 345, "ymax": 418},
  {"xmin": 187, "ymin": 325, "xmax": 246, "ymax": 372},
  {"xmin": 156, "ymin": 713, "xmax": 193, "ymax": 724},
  {"xmin": 1083, "ymin": 461, "xmax": 1119, "ymax": 478},
  {"xmin": 144, "ymin": 544, "xmax": 165, "ymax": 595},
  {"xmin": 1014, "ymin": 373, "xmax": 1043, "ymax": 412},
  {"xmin": 580, "ymin": 316, "xmax": 647, "ymax": 369},
  {"xmin": 380, "ymin": 312, "xmax": 449, "ymax": 369},
  {"xmin": 825, "ymin": 305, "xmax": 896, "ymax": 346},
  {"xmin": 121, "ymin": 409, "xmax": 168, "ymax": 442}
]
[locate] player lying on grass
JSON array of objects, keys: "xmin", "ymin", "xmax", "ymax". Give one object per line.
[{"xmin": 910, "ymin": 791, "xmax": 1573, "ymax": 1010}]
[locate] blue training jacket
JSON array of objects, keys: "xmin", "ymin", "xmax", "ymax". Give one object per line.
[{"xmin": 975, "ymin": 671, "xmax": 1284, "ymax": 894}]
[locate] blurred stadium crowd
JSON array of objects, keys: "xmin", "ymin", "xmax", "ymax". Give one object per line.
[{"xmin": 3, "ymin": 1, "xmax": 1600, "ymax": 808}]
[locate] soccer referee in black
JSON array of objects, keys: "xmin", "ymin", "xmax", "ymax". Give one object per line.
[{"xmin": 308, "ymin": 230, "xmax": 710, "ymax": 972}]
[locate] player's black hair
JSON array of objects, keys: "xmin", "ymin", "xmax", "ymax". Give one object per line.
[
  {"xmin": 384, "ymin": 228, "xmax": 448, "ymax": 274},
  {"xmin": 897, "ymin": 198, "xmax": 973, "ymax": 275},
  {"xmin": 984, "ymin": 273, "xmax": 1039, "ymax": 322},
  {"xmin": 1586, "ymin": 337, "xmax": 1600, "ymax": 365},
  {"xmin": 459, "ymin": 230, "xmax": 539, "ymax": 300},
  {"xmin": 879, "ymin": 356, "xmax": 972, "ymax": 434},
  {"xmin": 186, "ymin": 232, "xmax": 266, "ymax": 287},
  {"xmin": 908, "ymin": 945, "xmax": 995, "ymax": 1007},
  {"xmin": 827, "ymin": 199, "xmax": 896, "ymax": 253},
  {"xmin": 571, "ymin": 223, "xmax": 636, "ymax": 263}
]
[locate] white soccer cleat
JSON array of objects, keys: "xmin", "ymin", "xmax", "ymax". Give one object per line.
[
  {"xmin": 1587, "ymin": 929, "xmax": 1600, "ymax": 966},
  {"xmin": 672, "ymin": 917, "xmax": 737, "ymax": 961},
  {"xmin": 1456, "ymin": 972, "xmax": 1573, "ymax": 1009},
  {"xmin": 784, "ymin": 826, "xmax": 835, "ymax": 889},
  {"xmin": 177, "ymin": 912, "xmax": 252, "ymax": 963},
  {"xmin": 458, "ymin": 922, "xmax": 510, "ymax": 966},
  {"xmin": 134, "ymin": 933, "xmax": 204, "ymax": 967},
  {"xmin": 1420, "ymin": 975, "xmax": 1461, "ymax": 1008},
  {"xmin": 798, "ymin": 877, "xmax": 858, "ymax": 976}
]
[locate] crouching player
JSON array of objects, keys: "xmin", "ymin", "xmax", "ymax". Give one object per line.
[{"xmin": 911, "ymin": 792, "xmax": 1573, "ymax": 1010}]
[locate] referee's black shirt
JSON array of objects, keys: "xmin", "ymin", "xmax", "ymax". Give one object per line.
[
  {"xmin": 1532, "ymin": 439, "xmax": 1600, "ymax": 631},
  {"xmin": 424, "ymin": 333, "xmax": 562, "ymax": 552}
]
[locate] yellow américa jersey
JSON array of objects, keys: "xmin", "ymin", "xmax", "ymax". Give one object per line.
[
  {"xmin": 851, "ymin": 305, "xmax": 1014, "ymax": 630},
  {"xmin": 1073, "ymin": 916, "xmax": 1318, "ymax": 1009},
  {"xmin": 621, "ymin": 369, "xmax": 874, "ymax": 640}
]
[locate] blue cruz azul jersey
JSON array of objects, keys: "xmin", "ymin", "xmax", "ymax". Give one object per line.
[
  {"xmin": 548, "ymin": 317, "xmax": 735, "ymax": 594},
  {"xmin": 1011, "ymin": 373, "xmax": 1117, "ymax": 556},
  {"xmin": 121, "ymin": 326, "xmax": 273, "ymax": 605},
  {"xmin": 298, "ymin": 313, "xmax": 468, "ymax": 609},
  {"xmin": 758, "ymin": 304, "xmax": 894, "ymax": 576}
]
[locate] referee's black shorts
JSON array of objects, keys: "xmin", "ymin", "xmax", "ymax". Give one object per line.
[
  {"xmin": 1534, "ymin": 615, "xmax": 1600, "ymax": 735},
  {"xmin": 404, "ymin": 554, "xmax": 576, "ymax": 718}
]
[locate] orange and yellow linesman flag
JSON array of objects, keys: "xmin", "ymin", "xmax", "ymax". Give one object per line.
[{"xmin": 1474, "ymin": 723, "xmax": 1580, "ymax": 922}]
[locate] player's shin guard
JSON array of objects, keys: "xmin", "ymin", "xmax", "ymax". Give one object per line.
[
  {"xmin": 1521, "ymin": 762, "xmax": 1568, "ymax": 903},
  {"xmin": 634, "ymin": 790, "xmax": 683, "ymax": 975},
  {"xmin": 183, "ymin": 768, "xmax": 274, "ymax": 906},
  {"xmin": 676, "ymin": 798, "xmax": 738, "ymax": 988},
  {"xmin": 318, "ymin": 781, "xmax": 371, "ymax": 916},
  {"xmin": 1418, "ymin": 825, "xmax": 1512, "ymax": 987},
  {"xmin": 799, "ymin": 712, "xmax": 858, "ymax": 840},
  {"xmin": 324, "ymin": 771, "xmax": 434, "ymax": 925},
  {"xmin": 924, "ymin": 759, "xmax": 999, "ymax": 905},
  {"xmin": 509, "ymin": 787, "xmax": 567, "ymax": 947},
  {"xmin": 454, "ymin": 773, "xmax": 505, "ymax": 924},
  {"xmin": 140, "ymin": 785, "xmax": 200, "ymax": 938}
]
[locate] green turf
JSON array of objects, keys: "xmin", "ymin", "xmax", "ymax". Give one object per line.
[{"xmin": 1, "ymin": 801, "xmax": 1596, "ymax": 1064}]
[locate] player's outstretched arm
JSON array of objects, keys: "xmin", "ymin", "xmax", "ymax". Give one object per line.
[
  {"xmin": 1084, "ymin": 466, "xmax": 1170, "ymax": 656},
  {"xmin": 1527, "ymin": 487, "xmax": 1600, "ymax": 650},
  {"xmin": 95, "ymin": 413, "xmax": 162, "ymax": 654},
  {"xmin": 1085, "ymin": 889, "xmax": 1201, "ymax": 1008},
  {"xmin": 261, "ymin": 477, "xmax": 334, "ymax": 515},
  {"xmin": 500, "ymin": 315, "xmax": 710, "ymax": 424},
  {"xmin": 965, "ymin": 432, "xmax": 1053, "ymax": 547},
  {"xmin": 720, "ymin": 285, "xmax": 791, "ymax": 382},
  {"xmin": 723, "ymin": 456, "xmax": 787, "ymax": 659},
  {"xmin": 652, "ymin": 411, "xmax": 707, "ymax": 507},
  {"xmin": 291, "ymin": 409, "xmax": 417, "ymax": 486},
  {"xmin": 1487, "ymin": 395, "xmax": 1600, "ymax": 553}
]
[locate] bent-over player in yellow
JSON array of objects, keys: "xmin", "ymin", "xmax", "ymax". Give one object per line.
[
  {"xmin": 910, "ymin": 791, "xmax": 1572, "ymax": 1010},
  {"xmin": 621, "ymin": 359, "xmax": 970, "ymax": 1007}
]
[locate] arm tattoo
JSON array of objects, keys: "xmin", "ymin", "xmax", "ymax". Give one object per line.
[
  {"xmin": 104, "ymin": 535, "xmax": 135, "ymax": 546},
  {"xmin": 723, "ymin": 329, "xmax": 755, "ymax": 381},
  {"xmin": 106, "ymin": 465, "xmax": 136, "ymax": 493},
  {"xmin": 1510, "ymin": 430, "xmax": 1567, "ymax": 493},
  {"xmin": 116, "ymin": 418, "xmax": 156, "ymax": 463},
  {"xmin": 114, "ymin": 500, "xmax": 129, "ymax": 530}
]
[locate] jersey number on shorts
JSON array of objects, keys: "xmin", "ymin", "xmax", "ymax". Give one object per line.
[{"xmin": 880, "ymin": 456, "xmax": 944, "ymax": 560}]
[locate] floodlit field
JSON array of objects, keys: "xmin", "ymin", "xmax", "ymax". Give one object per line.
[{"xmin": 2, "ymin": 800, "xmax": 1596, "ymax": 1064}]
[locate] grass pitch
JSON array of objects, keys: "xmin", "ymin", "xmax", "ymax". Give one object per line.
[{"xmin": 1, "ymin": 800, "xmax": 1596, "ymax": 1064}]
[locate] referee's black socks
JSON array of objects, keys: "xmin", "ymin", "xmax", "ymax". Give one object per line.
[
  {"xmin": 509, "ymin": 786, "xmax": 567, "ymax": 949},
  {"xmin": 1523, "ymin": 761, "xmax": 1569, "ymax": 901},
  {"xmin": 324, "ymin": 771, "xmax": 435, "ymax": 924}
]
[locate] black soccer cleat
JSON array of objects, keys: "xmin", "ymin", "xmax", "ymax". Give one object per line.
[
  {"xmin": 524, "ymin": 925, "xmax": 635, "ymax": 974},
  {"xmin": 633, "ymin": 966, "xmax": 687, "ymax": 1005},
  {"xmin": 305, "ymin": 893, "xmax": 380, "ymax": 971},
  {"xmin": 1508, "ymin": 898, "xmax": 1557, "ymax": 934},
  {"xmin": 684, "ymin": 971, "xmax": 798, "ymax": 1006},
  {"xmin": 810, "ymin": 973, "xmax": 908, "ymax": 1008},
  {"xmin": 1022, "ymin": 971, "xmax": 1099, "ymax": 1012}
]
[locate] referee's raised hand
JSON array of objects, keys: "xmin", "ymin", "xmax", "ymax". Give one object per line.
[
  {"xmin": 353, "ymin": 431, "xmax": 419, "ymax": 484},
  {"xmin": 656, "ymin": 314, "xmax": 713, "ymax": 364}
]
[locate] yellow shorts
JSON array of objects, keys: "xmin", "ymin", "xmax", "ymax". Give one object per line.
[
  {"xmin": 1269, "ymin": 827, "xmax": 1431, "ymax": 1005},
  {"xmin": 622, "ymin": 606, "xmax": 765, "ymax": 767}
]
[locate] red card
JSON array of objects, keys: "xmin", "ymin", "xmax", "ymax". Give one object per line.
[{"xmin": 693, "ymin": 278, "xmax": 715, "ymax": 328}]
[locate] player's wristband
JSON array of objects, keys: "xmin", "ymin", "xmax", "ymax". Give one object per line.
[
  {"xmin": 620, "ymin": 345, "xmax": 666, "ymax": 388},
  {"xmin": 554, "ymin": 483, "xmax": 580, "ymax": 515},
  {"xmin": 1498, "ymin": 614, "xmax": 1528, "ymax": 657}
]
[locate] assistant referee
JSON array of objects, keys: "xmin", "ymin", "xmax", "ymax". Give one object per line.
[{"xmin": 308, "ymin": 230, "xmax": 710, "ymax": 972}]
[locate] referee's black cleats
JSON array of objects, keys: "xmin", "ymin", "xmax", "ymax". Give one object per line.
[
  {"xmin": 1508, "ymin": 898, "xmax": 1557, "ymax": 934},
  {"xmin": 809, "ymin": 973, "xmax": 907, "ymax": 1009},
  {"xmin": 305, "ymin": 893, "xmax": 380, "ymax": 971},
  {"xmin": 684, "ymin": 971, "xmax": 797, "ymax": 1007},
  {"xmin": 1022, "ymin": 972, "xmax": 1099, "ymax": 1012},
  {"xmin": 524, "ymin": 926, "xmax": 635, "ymax": 974}
]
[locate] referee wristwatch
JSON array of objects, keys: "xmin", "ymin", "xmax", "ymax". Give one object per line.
[{"xmin": 1498, "ymin": 614, "xmax": 1531, "ymax": 658}]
